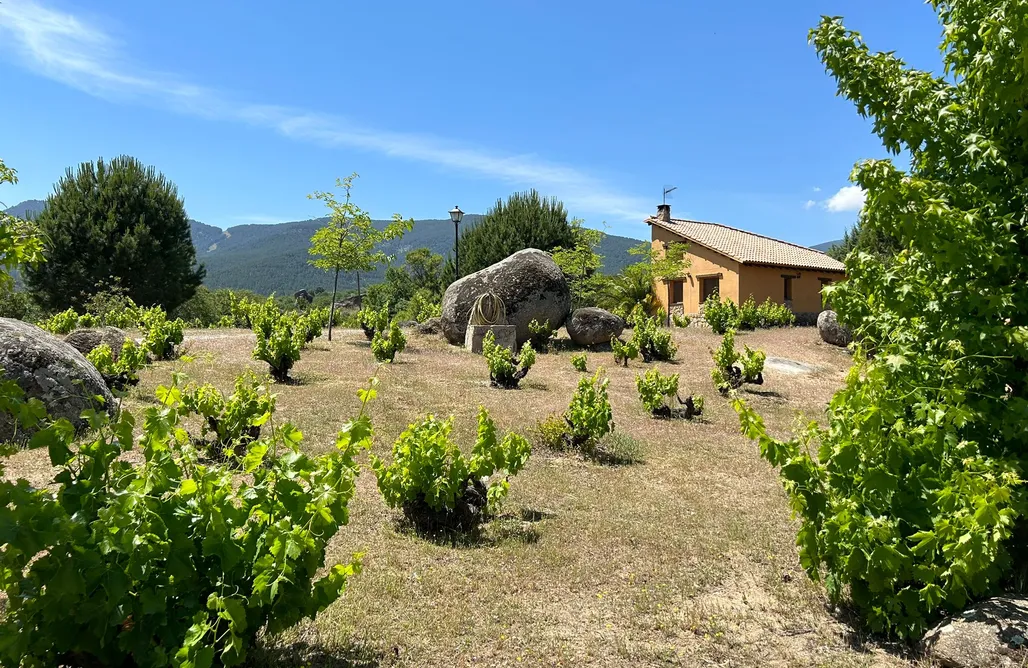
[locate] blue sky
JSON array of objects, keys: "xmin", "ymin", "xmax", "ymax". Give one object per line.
[{"xmin": 0, "ymin": 1, "xmax": 942, "ymax": 244}]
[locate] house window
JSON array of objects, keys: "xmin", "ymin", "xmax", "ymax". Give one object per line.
[
  {"xmin": 669, "ymin": 280, "xmax": 684, "ymax": 304},
  {"xmin": 783, "ymin": 276, "xmax": 794, "ymax": 304},
  {"xmin": 700, "ymin": 277, "xmax": 720, "ymax": 302}
]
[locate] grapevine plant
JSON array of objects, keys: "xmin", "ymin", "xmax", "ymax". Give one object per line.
[
  {"xmin": 180, "ymin": 370, "xmax": 275, "ymax": 461},
  {"xmin": 539, "ymin": 371, "xmax": 614, "ymax": 458},
  {"xmin": 0, "ymin": 373, "xmax": 375, "ymax": 666},
  {"xmin": 370, "ymin": 407, "xmax": 531, "ymax": 531},
  {"xmin": 711, "ymin": 329, "xmax": 765, "ymax": 395},
  {"xmin": 138, "ymin": 306, "xmax": 186, "ymax": 361},
  {"xmin": 731, "ymin": 4, "xmax": 1028, "ymax": 638},
  {"xmin": 628, "ymin": 312, "xmax": 677, "ymax": 362},
  {"xmin": 527, "ymin": 318, "xmax": 556, "ymax": 352},
  {"xmin": 611, "ymin": 336, "xmax": 639, "ymax": 367},
  {"xmin": 356, "ymin": 303, "xmax": 389, "ymax": 341},
  {"xmin": 636, "ymin": 368, "xmax": 703, "ymax": 419},
  {"xmin": 482, "ymin": 331, "xmax": 536, "ymax": 389},
  {"xmin": 86, "ymin": 340, "xmax": 148, "ymax": 391},
  {"xmin": 371, "ymin": 321, "xmax": 407, "ymax": 363},
  {"xmin": 570, "ymin": 352, "xmax": 588, "ymax": 372}
]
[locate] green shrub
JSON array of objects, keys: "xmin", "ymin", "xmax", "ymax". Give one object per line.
[
  {"xmin": 292, "ymin": 308, "xmax": 328, "ymax": 348},
  {"xmin": 595, "ymin": 431, "xmax": 644, "ymax": 465},
  {"xmin": 756, "ymin": 297, "xmax": 795, "ymax": 328},
  {"xmin": 635, "ymin": 368, "xmax": 703, "ymax": 419},
  {"xmin": 702, "ymin": 292, "xmax": 739, "ymax": 334},
  {"xmin": 371, "ymin": 321, "xmax": 407, "ymax": 363},
  {"xmin": 38, "ymin": 307, "xmax": 79, "ymax": 334},
  {"xmin": 253, "ymin": 312, "xmax": 302, "ymax": 382},
  {"xmin": 76, "ymin": 312, "xmax": 97, "ymax": 328},
  {"xmin": 564, "ymin": 371, "xmax": 614, "ymax": 453},
  {"xmin": 483, "ymin": 332, "xmax": 536, "ymax": 389},
  {"xmin": 138, "ymin": 306, "xmax": 185, "ymax": 360},
  {"xmin": 738, "ymin": 296, "xmax": 759, "ymax": 330},
  {"xmin": 611, "ymin": 336, "xmax": 638, "ymax": 367},
  {"xmin": 672, "ymin": 312, "xmax": 690, "ymax": 328},
  {"xmin": 83, "ymin": 280, "xmax": 141, "ymax": 329},
  {"xmin": 86, "ymin": 340, "xmax": 148, "ymax": 390},
  {"xmin": 398, "ymin": 289, "xmax": 441, "ymax": 323},
  {"xmin": 180, "ymin": 371, "xmax": 275, "ymax": 461},
  {"xmin": 527, "ymin": 318, "xmax": 556, "ymax": 352},
  {"xmin": 711, "ymin": 329, "xmax": 765, "ymax": 394},
  {"xmin": 630, "ymin": 314, "xmax": 677, "ymax": 362},
  {"xmin": 570, "ymin": 352, "xmax": 588, "ymax": 372},
  {"xmin": 356, "ymin": 303, "xmax": 389, "ymax": 340},
  {"xmin": 370, "ymin": 407, "xmax": 531, "ymax": 531},
  {"xmin": 0, "ymin": 373, "xmax": 372, "ymax": 666}
]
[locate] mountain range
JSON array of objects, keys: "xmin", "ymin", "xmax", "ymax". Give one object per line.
[{"xmin": 4, "ymin": 201, "xmax": 643, "ymax": 295}]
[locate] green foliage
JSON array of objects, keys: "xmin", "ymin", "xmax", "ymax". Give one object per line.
[
  {"xmin": 0, "ymin": 159, "xmax": 45, "ymax": 289},
  {"xmin": 24, "ymin": 155, "xmax": 203, "ymax": 312},
  {"xmin": 711, "ymin": 330, "xmax": 765, "ymax": 394},
  {"xmin": 564, "ymin": 371, "xmax": 614, "ymax": 452},
  {"xmin": 527, "ymin": 318, "xmax": 556, "ymax": 352},
  {"xmin": 38, "ymin": 307, "xmax": 79, "ymax": 335},
  {"xmin": 81, "ymin": 279, "xmax": 141, "ymax": 328},
  {"xmin": 483, "ymin": 332, "xmax": 536, "ymax": 389},
  {"xmin": 253, "ymin": 312, "xmax": 302, "ymax": 383},
  {"xmin": 86, "ymin": 340, "xmax": 148, "ymax": 390},
  {"xmin": 570, "ymin": 352, "xmax": 588, "ymax": 372},
  {"xmin": 629, "ymin": 312, "xmax": 677, "ymax": 362},
  {"xmin": 672, "ymin": 312, "xmax": 690, "ymax": 328},
  {"xmin": 172, "ymin": 286, "xmax": 239, "ymax": 328},
  {"xmin": 702, "ymin": 292, "xmax": 739, "ymax": 335},
  {"xmin": 356, "ymin": 303, "xmax": 390, "ymax": 340},
  {"xmin": 371, "ymin": 321, "xmax": 407, "ymax": 363},
  {"xmin": 552, "ymin": 219, "xmax": 607, "ymax": 308},
  {"xmin": 370, "ymin": 407, "xmax": 531, "ymax": 530},
  {"xmin": 827, "ymin": 219, "xmax": 900, "ymax": 261},
  {"xmin": 293, "ymin": 308, "xmax": 328, "ymax": 347},
  {"xmin": 455, "ymin": 189, "xmax": 577, "ymax": 277},
  {"xmin": 138, "ymin": 306, "xmax": 185, "ymax": 361},
  {"xmin": 180, "ymin": 371, "xmax": 275, "ymax": 461},
  {"xmin": 756, "ymin": 297, "xmax": 795, "ymax": 328},
  {"xmin": 611, "ymin": 336, "xmax": 639, "ymax": 367},
  {"xmin": 0, "ymin": 373, "xmax": 373, "ymax": 666},
  {"xmin": 740, "ymin": 346, "xmax": 766, "ymax": 383},
  {"xmin": 738, "ymin": 296, "xmax": 759, "ymax": 330},
  {"xmin": 398, "ymin": 288, "xmax": 442, "ymax": 323},
  {"xmin": 728, "ymin": 6, "xmax": 1028, "ymax": 638},
  {"xmin": 636, "ymin": 368, "xmax": 680, "ymax": 413}
]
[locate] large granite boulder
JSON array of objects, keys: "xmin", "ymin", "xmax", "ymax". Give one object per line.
[
  {"xmin": 64, "ymin": 326, "xmax": 128, "ymax": 359},
  {"xmin": 441, "ymin": 249, "xmax": 571, "ymax": 346},
  {"xmin": 817, "ymin": 310, "xmax": 852, "ymax": 347},
  {"xmin": 922, "ymin": 595, "xmax": 1028, "ymax": 668},
  {"xmin": 566, "ymin": 307, "xmax": 624, "ymax": 347},
  {"xmin": 0, "ymin": 318, "xmax": 116, "ymax": 441}
]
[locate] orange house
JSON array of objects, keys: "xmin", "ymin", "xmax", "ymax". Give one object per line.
[{"xmin": 646, "ymin": 204, "xmax": 846, "ymax": 321}]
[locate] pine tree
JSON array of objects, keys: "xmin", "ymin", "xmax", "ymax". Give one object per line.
[
  {"xmin": 453, "ymin": 190, "xmax": 577, "ymax": 277},
  {"xmin": 25, "ymin": 156, "xmax": 204, "ymax": 312}
]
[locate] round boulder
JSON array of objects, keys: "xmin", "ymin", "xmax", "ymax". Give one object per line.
[
  {"xmin": 566, "ymin": 307, "xmax": 625, "ymax": 347},
  {"xmin": 817, "ymin": 310, "xmax": 852, "ymax": 347},
  {"xmin": 0, "ymin": 318, "xmax": 116, "ymax": 441},
  {"xmin": 441, "ymin": 249, "xmax": 571, "ymax": 346},
  {"xmin": 415, "ymin": 317, "xmax": 442, "ymax": 336},
  {"xmin": 922, "ymin": 595, "xmax": 1028, "ymax": 668},
  {"xmin": 64, "ymin": 326, "xmax": 128, "ymax": 359}
]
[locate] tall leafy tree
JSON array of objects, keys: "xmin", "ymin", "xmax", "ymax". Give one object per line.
[
  {"xmin": 308, "ymin": 173, "xmax": 413, "ymax": 339},
  {"xmin": 0, "ymin": 159, "xmax": 44, "ymax": 289},
  {"xmin": 24, "ymin": 156, "xmax": 204, "ymax": 312},
  {"xmin": 453, "ymin": 189, "xmax": 577, "ymax": 277},
  {"xmin": 735, "ymin": 3, "xmax": 1028, "ymax": 638},
  {"xmin": 552, "ymin": 219, "xmax": 606, "ymax": 308},
  {"xmin": 827, "ymin": 220, "xmax": 900, "ymax": 261}
]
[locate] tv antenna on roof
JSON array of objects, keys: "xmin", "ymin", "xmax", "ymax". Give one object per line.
[{"xmin": 663, "ymin": 185, "xmax": 677, "ymax": 204}]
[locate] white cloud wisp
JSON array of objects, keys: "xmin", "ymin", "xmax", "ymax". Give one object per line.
[
  {"xmin": 824, "ymin": 185, "xmax": 866, "ymax": 213},
  {"xmin": 0, "ymin": 1, "xmax": 651, "ymax": 221}
]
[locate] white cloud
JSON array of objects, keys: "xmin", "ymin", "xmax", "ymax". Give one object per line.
[
  {"xmin": 812, "ymin": 186, "xmax": 821, "ymax": 192},
  {"xmin": 0, "ymin": 1, "xmax": 650, "ymax": 221},
  {"xmin": 824, "ymin": 185, "xmax": 866, "ymax": 213},
  {"xmin": 803, "ymin": 199, "xmax": 816, "ymax": 210}
]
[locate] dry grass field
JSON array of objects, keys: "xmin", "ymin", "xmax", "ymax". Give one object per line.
[{"xmin": 5, "ymin": 325, "xmax": 924, "ymax": 667}]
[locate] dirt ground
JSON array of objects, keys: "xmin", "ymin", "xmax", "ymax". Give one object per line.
[{"xmin": 4, "ymin": 325, "xmax": 926, "ymax": 667}]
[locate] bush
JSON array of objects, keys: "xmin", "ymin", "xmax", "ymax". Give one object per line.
[
  {"xmin": 527, "ymin": 318, "xmax": 556, "ymax": 352},
  {"xmin": 371, "ymin": 321, "xmax": 407, "ymax": 363},
  {"xmin": 370, "ymin": 407, "xmax": 531, "ymax": 531},
  {"xmin": 630, "ymin": 314, "xmax": 677, "ymax": 362},
  {"xmin": 82, "ymin": 279, "xmax": 141, "ymax": 329},
  {"xmin": 635, "ymin": 368, "xmax": 703, "ymax": 419},
  {"xmin": 702, "ymin": 292, "xmax": 739, "ymax": 334},
  {"xmin": 397, "ymin": 289, "xmax": 441, "ymax": 323},
  {"xmin": 672, "ymin": 312, "xmax": 690, "ymax": 328},
  {"xmin": 86, "ymin": 340, "xmax": 148, "ymax": 390},
  {"xmin": 180, "ymin": 371, "xmax": 275, "ymax": 461},
  {"xmin": 38, "ymin": 307, "xmax": 79, "ymax": 334},
  {"xmin": 564, "ymin": 371, "xmax": 614, "ymax": 453},
  {"xmin": 356, "ymin": 303, "xmax": 389, "ymax": 341},
  {"xmin": 611, "ymin": 336, "xmax": 639, "ymax": 367},
  {"xmin": 738, "ymin": 296, "xmax": 759, "ymax": 330},
  {"xmin": 483, "ymin": 332, "xmax": 536, "ymax": 389},
  {"xmin": 711, "ymin": 330, "xmax": 765, "ymax": 394},
  {"xmin": 0, "ymin": 288, "xmax": 42, "ymax": 322},
  {"xmin": 138, "ymin": 307, "xmax": 185, "ymax": 361},
  {"xmin": 293, "ymin": 308, "xmax": 328, "ymax": 347},
  {"xmin": 756, "ymin": 297, "xmax": 795, "ymax": 328},
  {"xmin": 570, "ymin": 352, "xmax": 587, "ymax": 372},
  {"xmin": 0, "ymin": 373, "xmax": 371, "ymax": 666},
  {"xmin": 594, "ymin": 431, "xmax": 644, "ymax": 465},
  {"xmin": 253, "ymin": 311, "xmax": 302, "ymax": 382}
]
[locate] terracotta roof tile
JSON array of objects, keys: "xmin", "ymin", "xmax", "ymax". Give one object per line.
[{"xmin": 648, "ymin": 217, "xmax": 846, "ymax": 273}]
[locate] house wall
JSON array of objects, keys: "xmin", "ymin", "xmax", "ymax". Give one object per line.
[
  {"xmin": 651, "ymin": 225, "xmax": 740, "ymax": 314},
  {"xmin": 738, "ymin": 265, "xmax": 845, "ymax": 315}
]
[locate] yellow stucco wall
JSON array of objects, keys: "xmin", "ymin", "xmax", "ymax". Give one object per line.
[
  {"xmin": 651, "ymin": 225, "xmax": 739, "ymax": 314},
  {"xmin": 650, "ymin": 224, "xmax": 845, "ymax": 315}
]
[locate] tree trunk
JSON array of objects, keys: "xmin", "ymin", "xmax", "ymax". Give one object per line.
[{"xmin": 328, "ymin": 266, "xmax": 340, "ymax": 341}]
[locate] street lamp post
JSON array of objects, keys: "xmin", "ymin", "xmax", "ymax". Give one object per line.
[{"xmin": 449, "ymin": 205, "xmax": 464, "ymax": 279}]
